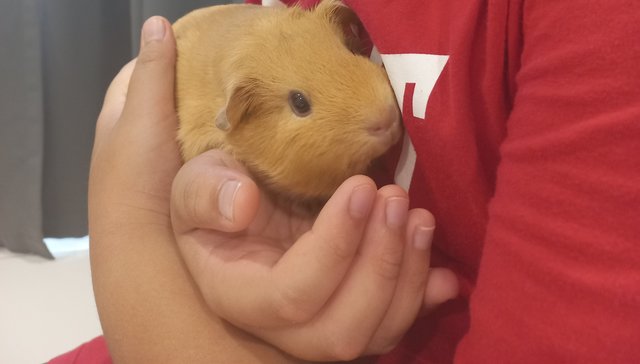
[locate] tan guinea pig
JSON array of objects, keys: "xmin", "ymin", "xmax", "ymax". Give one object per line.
[{"xmin": 173, "ymin": 0, "xmax": 401, "ymax": 210}]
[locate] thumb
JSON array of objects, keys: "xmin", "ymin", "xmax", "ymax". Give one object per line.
[
  {"xmin": 122, "ymin": 16, "xmax": 177, "ymax": 127},
  {"xmin": 171, "ymin": 149, "xmax": 261, "ymax": 234}
]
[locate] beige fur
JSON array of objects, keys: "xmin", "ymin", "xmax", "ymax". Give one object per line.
[{"xmin": 173, "ymin": 0, "xmax": 401, "ymax": 206}]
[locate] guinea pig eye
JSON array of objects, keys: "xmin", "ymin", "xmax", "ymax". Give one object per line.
[{"xmin": 288, "ymin": 91, "xmax": 311, "ymax": 117}]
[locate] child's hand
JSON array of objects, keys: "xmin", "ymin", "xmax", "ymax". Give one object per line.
[
  {"xmin": 89, "ymin": 17, "xmax": 298, "ymax": 363},
  {"xmin": 171, "ymin": 150, "xmax": 459, "ymax": 362}
]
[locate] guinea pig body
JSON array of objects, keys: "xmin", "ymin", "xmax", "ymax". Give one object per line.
[{"xmin": 174, "ymin": 0, "xmax": 401, "ymax": 207}]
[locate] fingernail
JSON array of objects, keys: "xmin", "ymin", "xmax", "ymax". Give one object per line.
[
  {"xmin": 413, "ymin": 225, "xmax": 434, "ymax": 250},
  {"xmin": 143, "ymin": 16, "xmax": 166, "ymax": 45},
  {"xmin": 349, "ymin": 184, "xmax": 376, "ymax": 219},
  {"xmin": 218, "ymin": 180, "xmax": 241, "ymax": 222},
  {"xmin": 385, "ymin": 197, "xmax": 409, "ymax": 229}
]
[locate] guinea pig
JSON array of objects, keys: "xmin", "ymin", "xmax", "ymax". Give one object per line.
[{"xmin": 173, "ymin": 0, "xmax": 401, "ymax": 210}]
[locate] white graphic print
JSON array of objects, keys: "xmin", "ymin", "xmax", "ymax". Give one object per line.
[
  {"xmin": 394, "ymin": 129, "xmax": 418, "ymax": 192},
  {"xmin": 262, "ymin": 0, "xmax": 286, "ymax": 7},
  {"xmin": 378, "ymin": 52, "xmax": 449, "ymax": 190},
  {"xmin": 380, "ymin": 53, "xmax": 449, "ymax": 119}
]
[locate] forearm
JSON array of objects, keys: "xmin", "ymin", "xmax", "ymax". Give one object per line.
[{"xmin": 90, "ymin": 226, "xmax": 301, "ymax": 364}]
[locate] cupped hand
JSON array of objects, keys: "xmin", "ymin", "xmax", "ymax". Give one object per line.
[{"xmin": 172, "ymin": 151, "xmax": 459, "ymax": 362}]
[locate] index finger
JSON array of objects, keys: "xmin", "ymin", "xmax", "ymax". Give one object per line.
[{"xmin": 268, "ymin": 176, "xmax": 377, "ymax": 323}]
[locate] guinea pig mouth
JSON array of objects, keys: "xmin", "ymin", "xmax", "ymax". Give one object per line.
[
  {"xmin": 367, "ymin": 123, "xmax": 393, "ymax": 136},
  {"xmin": 364, "ymin": 104, "xmax": 402, "ymax": 143},
  {"xmin": 364, "ymin": 118, "xmax": 401, "ymax": 147}
]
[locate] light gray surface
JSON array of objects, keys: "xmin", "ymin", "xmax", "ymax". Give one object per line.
[{"xmin": 0, "ymin": 248, "xmax": 100, "ymax": 364}]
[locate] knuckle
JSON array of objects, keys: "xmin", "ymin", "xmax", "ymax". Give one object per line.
[
  {"xmin": 182, "ymin": 178, "xmax": 200, "ymax": 220},
  {"xmin": 136, "ymin": 45, "xmax": 165, "ymax": 66},
  {"xmin": 181, "ymin": 174, "xmax": 217, "ymax": 227},
  {"xmin": 274, "ymin": 285, "xmax": 316, "ymax": 324},
  {"xmin": 410, "ymin": 264, "xmax": 430, "ymax": 289},
  {"xmin": 374, "ymin": 246, "xmax": 403, "ymax": 280},
  {"xmin": 327, "ymin": 335, "xmax": 367, "ymax": 362},
  {"xmin": 325, "ymin": 234, "xmax": 355, "ymax": 262},
  {"xmin": 369, "ymin": 334, "xmax": 403, "ymax": 355},
  {"xmin": 177, "ymin": 175, "xmax": 210, "ymax": 228}
]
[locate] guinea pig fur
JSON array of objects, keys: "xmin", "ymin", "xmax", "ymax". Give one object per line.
[{"xmin": 173, "ymin": 0, "xmax": 401, "ymax": 209}]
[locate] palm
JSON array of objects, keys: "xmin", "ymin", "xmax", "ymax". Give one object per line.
[{"xmin": 179, "ymin": 191, "xmax": 316, "ymax": 307}]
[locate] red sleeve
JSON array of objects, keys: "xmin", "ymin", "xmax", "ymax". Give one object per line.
[
  {"xmin": 49, "ymin": 336, "xmax": 112, "ymax": 364},
  {"xmin": 456, "ymin": 1, "xmax": 640, "ymax": 362}
]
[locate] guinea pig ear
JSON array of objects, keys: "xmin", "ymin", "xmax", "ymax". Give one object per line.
[
  {"xmin": 216, "ymin": 78, "xmax": 261, "ymax": 132},
  {"xmin": 215, "ymin": 109, "xmax": 231, "ymax": 131},
  {"xmin": 314, "ymin": 0, "xmax": 365, "ymax": 55}
]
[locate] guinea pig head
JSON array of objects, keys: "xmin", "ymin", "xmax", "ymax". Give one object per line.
[{"xmin": 218, "ymin": 0, "xmax": 401, "ymax": 204}]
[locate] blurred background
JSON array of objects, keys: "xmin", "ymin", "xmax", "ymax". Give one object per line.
[
  {"xmin": 1, "ymin": 0, "xmax": 244, "ymax": 258},
  {"xmin": 0, "ymin": 0, "xmax": 241, "ymax": 362}
]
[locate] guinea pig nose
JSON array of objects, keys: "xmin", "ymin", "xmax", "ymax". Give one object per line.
[
  {"xmin": 367, "ymin": 123, "xmax": 390, "ymax": 135},
  {"xmin": 366, "ymin": 104, "xmax": 400, "ymax": 136}
]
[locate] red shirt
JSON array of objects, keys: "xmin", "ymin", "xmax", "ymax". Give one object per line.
[
  {"xmin": 252, "ymin": 1, "xmax": 640, "ymax": 363},
  {"xmin": 49, "ymin": 337, "xmax": 111, "ymax": 364}
]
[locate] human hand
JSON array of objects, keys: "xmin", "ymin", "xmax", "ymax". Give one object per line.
[
  {"xmin": 172, "ymin": 151, "xmax": 460, "ymax": 362},
  {"xmin": 89, "ymin": 17, "xmax": 299, "ymax": 363},
  {"xmin": 89, "ymin": 19, "xmax": 181, "ymax": 234}
]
